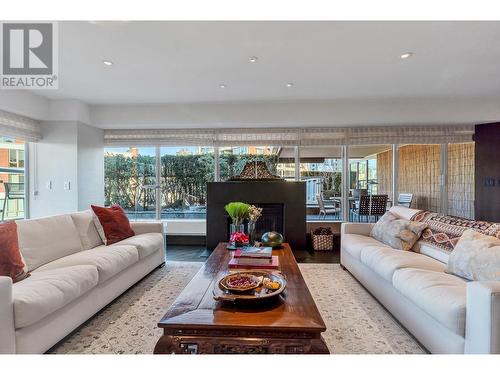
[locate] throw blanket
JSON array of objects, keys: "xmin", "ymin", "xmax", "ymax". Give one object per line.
[{"xmin": 410, "ymin": 211, "xmax": 500, "ymax": 253}]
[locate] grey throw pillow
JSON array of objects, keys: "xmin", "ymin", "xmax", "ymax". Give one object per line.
[
  {"xmin": 446, "ymin": 229, "xmax": 500, "ymax": 281},
  {"xmin": 370, "ymin": 211, "xmax": 427, "ymax": 251}
]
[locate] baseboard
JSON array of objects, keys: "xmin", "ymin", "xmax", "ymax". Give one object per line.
[{"xmin": 166, "ymin": 235, "xmax": 206, "ymax": 246}]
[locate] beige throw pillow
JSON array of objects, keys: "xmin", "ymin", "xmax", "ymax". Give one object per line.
[
  {"xmin": 370, "ymin": 211, "xmax": 427, "ymax": 251},
  {"xmin": 446, "ymin": 229, "xmax": 500, "ymax": 281}
]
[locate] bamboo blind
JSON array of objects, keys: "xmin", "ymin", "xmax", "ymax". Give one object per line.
[{"xmin": 447, "ymin": 143, "xmax": 475, "ymax": 219}]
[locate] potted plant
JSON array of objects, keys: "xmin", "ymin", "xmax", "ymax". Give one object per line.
[
  {"xmin": 247, "ymin": 205, "xmax": 263, "ymax": 245},
  {"xmin": 224, "ymin": 202, "xmax": 250, "ymax": 247}
]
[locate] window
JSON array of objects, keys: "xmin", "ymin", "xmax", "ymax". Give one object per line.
[
  {"xmin": 104, "ymin": 147, "xmax": 157, "ymax": 220},
  {"xmin": 348, "ymin": 145, "xmax": 392, "ymax": 222},
  {"xmin": 299, "ymin": 146, "xmax": 343, "ymax": 221},
  {"xmin": 0, "ymin": 136, "xmax": 26, "ymax": 221},
  {"xmin": 160, "ymin": 146, "xmax": 214, "ymax": 219}
]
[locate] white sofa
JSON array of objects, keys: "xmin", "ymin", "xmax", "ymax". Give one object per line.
[
  {"xmin": 0, "ymin": 210, "xmax": 165, "ymax": 354},
  {"xmin": 340, "ymin": 206, "xmax": 500, "ymax": 354}
]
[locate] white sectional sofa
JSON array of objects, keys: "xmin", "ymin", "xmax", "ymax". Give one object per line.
[
  {"xmin": 0, "ymin": 210, "xmax": 165, "ymax": 354},
  {"xmin": 340, "ymin": 206, "xmax": 500, "ymax": 354}
]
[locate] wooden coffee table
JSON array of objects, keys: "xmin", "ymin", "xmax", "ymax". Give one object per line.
[{"xmin": 154, "ymin": 243, "xmax": 329, "ymax": 354}]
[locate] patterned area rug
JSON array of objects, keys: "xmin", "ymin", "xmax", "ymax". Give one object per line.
[{"xmin": 48, "ymin": 262, "xmax": 425, "ymax": 354}]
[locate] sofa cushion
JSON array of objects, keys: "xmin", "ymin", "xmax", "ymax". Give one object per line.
[
  {"xmin": 370, "ymin": 211, "xmax": 427, "ymax": 251},
  {"xmin": 446, "ymin": 229, "xmax": 500, "ymax": 281},
  {"xmin": 0, "ymin": 221, "xmax": 29, "ymax": 282},
  {"xmin": 342, "ymin": 234, "xmax": 392, "ymax": 260},
  {"xmin": 16, "ymin": 214, "xmax": 83, "ymax": 272},
  {"xmin": 392, "ymin": 268, "xmax": 467, "ymax": 336},
  {"xmin": 91, "ymin": 204, "xmax": 135, "ymax": 245},
  {"xmin": 360, "ymin": 246, "xmax": 445, "ymax": 282},
  {"xmin": 110, "ymin": 233, "xmax": 163, "ymax": 259},
  {"xmin": 70, "ymin": 210, "xmax": 103, "ymax": 250},
  {"xmin": 12, "ymin": 265, "xmax": 98, "ymax": 328},
  {"xmin": 34, "ymin": 245, "xmax": 139, "ymax": 283}
]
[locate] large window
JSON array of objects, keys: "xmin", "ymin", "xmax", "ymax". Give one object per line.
[
  {"xmin": 0, "ymin": 136, "xmax": 26, "ymax": 221},
  {"xmin": 160, "ymin": 146, "xmax": 214, "ymax": 219},
  {"xmin": 103, "ymin": 141, "xmax": 475, "ymax": 225},
  {"xmin": 104, "ymin": 147, "xmax": 157, "ymax": 220}
]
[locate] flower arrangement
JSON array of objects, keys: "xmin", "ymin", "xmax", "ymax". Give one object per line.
[
  {"xmin": 230, "ymin": 231, "xmax": 249, "ymax": 245},
  {"xmin": 248, "ymin": 205, "xmax": 263, "ymax": 223},
  {"xmin": 224, "ymin": 202, "xmax": 250, "ymax": 226}
]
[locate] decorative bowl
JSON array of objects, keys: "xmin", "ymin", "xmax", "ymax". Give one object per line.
[
  {"xmin": 219, "ymin": 273, "xmax": 263, "ymax": 292},
  {"xmin": 261, "ymin": 231, "xmax": 284, "ymax": 248}
]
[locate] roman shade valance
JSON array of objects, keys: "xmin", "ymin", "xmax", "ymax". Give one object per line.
[
  {"xmin": 103, "ymin": 125, "xmax": 474, "ymax": 147},
  {"xmin": 0, "ymin": 110, "xmax": 41, "ymax": 141}
]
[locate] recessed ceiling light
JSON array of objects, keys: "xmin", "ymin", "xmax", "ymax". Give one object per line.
[
  {"xmin": 400, "ymin": 52, "xmax": 413, "ymax": 59},
  {"xmin": 286, "ymin": 82, "xmax": 294, "ymax": 88},
  {"xmin": 219, "ymin": 84, "xmax": 226, "ymax": 89},
  {"xmin": 103, "ymin": 60, "xmax": 113, "ymax": 66},
  {"xmin": 249, "ymin": 56, "xmax": 258, "ymax": 63}
]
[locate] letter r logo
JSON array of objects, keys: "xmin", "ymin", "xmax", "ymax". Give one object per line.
[{"xmin": 2, "ymin": 23, "xmax": 53, "ymax": 75}]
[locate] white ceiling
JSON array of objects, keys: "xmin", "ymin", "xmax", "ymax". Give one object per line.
[{"xmin": 35, "ymin": 21, "xmax": 500, "ymax": 105}]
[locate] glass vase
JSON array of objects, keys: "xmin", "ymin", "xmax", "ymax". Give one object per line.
[
  {"xmin": 248, "ymin": 221, "xmax": 257, "ymax": 246},
  {"xmin": 229, "ymin": 223, "xmax": 245, "ymax": 247}
]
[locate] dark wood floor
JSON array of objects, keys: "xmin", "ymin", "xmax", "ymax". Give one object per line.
[{"xmin": 166, "ymin": 245, "xmax": 340, "ymax": 263}]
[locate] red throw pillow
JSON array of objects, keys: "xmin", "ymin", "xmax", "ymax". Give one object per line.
[
  {"xmin": 91, "ymin": 204, "xmax": 135, "ymax": 245},
  {"xmin": 0, "ymin": 221, "xmax": 29, "ymax": 282}
]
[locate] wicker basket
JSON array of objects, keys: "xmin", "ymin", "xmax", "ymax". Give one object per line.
[{"xmin": 312, "ymin": 233, "xmax": 334, "ymax": 251}]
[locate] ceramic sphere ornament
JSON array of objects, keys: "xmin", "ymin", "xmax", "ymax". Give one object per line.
[{"xmin": 261, "ymin": 231, "xmax": 284, "ymax": 248}]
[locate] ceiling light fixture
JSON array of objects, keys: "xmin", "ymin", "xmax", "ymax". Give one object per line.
[
  {"xmin": 103, "ymin": 60, "xmax": 113, "ymax": 66},
  {"xmin": 286, "ymin": 82, "xmax": 294, "ymax": 88},
  {"xmin": 219, "ymin": 84, "xmax": 226, "ymax": 89},
  {"xmin": 249, "ymin": 56, "xmax": 258, "ymax": 63},
  {"xmin": 400, "ymin": 52, "xmax": 413, "ymax": 59}
]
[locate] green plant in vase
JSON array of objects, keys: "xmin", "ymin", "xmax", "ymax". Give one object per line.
[{"xmin": 225, "ymin": 202, "xmax": 250, "ymax": 247}]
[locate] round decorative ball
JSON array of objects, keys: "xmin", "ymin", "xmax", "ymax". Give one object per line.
[{"xmin": 261, "ymin": 231, "xmax": 284, "ymax": 248}]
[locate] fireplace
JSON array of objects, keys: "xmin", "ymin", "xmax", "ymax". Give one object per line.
[
  {"xmin": 226, "ymin": 203, "xmax": 284, "ymax": 241},
  {"xmin": 206, "ymin": 181, "xmax": 306, "ymax": 250}
]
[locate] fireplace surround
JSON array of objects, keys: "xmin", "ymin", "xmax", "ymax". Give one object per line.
[{"xmin": 206, "ymin": 181, "xmax": 306, "ymax": 251}]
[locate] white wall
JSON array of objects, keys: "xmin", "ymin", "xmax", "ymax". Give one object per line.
[
  {"xmin": 29, "ymin": 121, "xmax": 79, "ymax": 217},
  {"xmin": 77, "ymin": 122, "xmax": 104, "ymax": 210},
  {"xmin": 29, "ymin": 121, "xmax": 104, "ymax": 218}
]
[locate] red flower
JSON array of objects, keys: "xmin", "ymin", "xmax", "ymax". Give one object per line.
[{"xmin": 230, "ymin": 231, "xmax": 249, "ymax": 244}]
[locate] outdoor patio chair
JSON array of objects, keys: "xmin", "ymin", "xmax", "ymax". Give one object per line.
[
  {"xmin": 1, "ymin": 182, "xmax": 25, "ymax": 221},
  {"xmin": 316, "ymin": 193, "xmax": 340, "ymax": 220},
  {"xmin": 397, "ymin": 193, "xmax": 414, "ymax": 208},
  {"xmin": 352, "ymin": 194, "xmax": 388, "ymax": 222}
]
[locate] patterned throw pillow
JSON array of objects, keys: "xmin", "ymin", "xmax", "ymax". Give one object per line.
[
  {"xmin": 411, "ymin": 211, "xmax": 500, "ymax": 254},
  {"xmin": 370, "ymin": 211, "xmax": 428, "ymax": 251},
  {"xmin": 0, "ymin": 221, "xmax": 29, "ymax": 282},
  {"xmin": 446, "ymin": 229, "xmax": 500, "ymax": 281},
  {"xmin": 91, "ymin": 204, "xmax": 135, "ymax": 245}
]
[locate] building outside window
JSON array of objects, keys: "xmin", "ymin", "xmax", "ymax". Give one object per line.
[{"xmin": 0, "ymin": 136, "xmax": 26, "ymax": 221}]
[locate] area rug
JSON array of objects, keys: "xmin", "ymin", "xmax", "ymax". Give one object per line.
[{"xmin": 48, "ymin": 262, "xmax": 425, "ymax": 354}]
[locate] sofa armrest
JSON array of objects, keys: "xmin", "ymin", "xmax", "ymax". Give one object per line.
[
  {"xmin": 130, "ymin": 221, "xmax": 164, "ymax": 236},
  {"xmin": 0, "ymin": 276, "xmax": 15, "ymax": 353},
  {"xmin": 465, "ymin": 281, "xmax": 500, "ymax": 354},
  {"xmin": 341, "ymin": 222, "xmax": 374, "ymax": 237}
]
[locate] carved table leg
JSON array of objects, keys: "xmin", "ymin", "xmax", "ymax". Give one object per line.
[{"xmin": 153, "ymin": 334, "xmax": 174, "ymax": 354}]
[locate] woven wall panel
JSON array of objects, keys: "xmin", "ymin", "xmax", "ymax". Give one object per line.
[
  {"xmin": 376, "ymin": 149, "xmax": 392, "ymax": 198},
  {"xmin": 447, "ymin": 143, "xmax": 475, "ymax": 219},
  {"xmin": 397, "ymin": 145, "xmax": 441, "ymax": 212}
]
